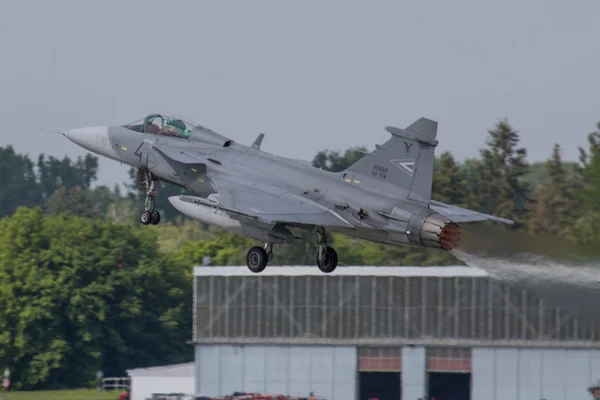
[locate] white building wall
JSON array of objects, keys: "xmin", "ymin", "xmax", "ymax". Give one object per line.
[
  {"xmin": 472, "ymin": 348, "xmax": 600, "ymax": 400},
  {"xmin": 401, "ymin": 346, "xmax": 427, "ymax": 400},
  {"xmin": 130, "ymin": 376, "xmax": 194, "ymax": 400},
  {"xmin": 195, "ymin": 344, "xmax": 356, "ymax": 400},
  {"xmin": 127, "ymin": 363, "xmax": 195, "ymax": 400}
]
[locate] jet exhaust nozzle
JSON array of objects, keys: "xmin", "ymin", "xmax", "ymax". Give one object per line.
[{"xmin": 418, "ymin": 213, "xmax": 462, "ymax": 250}]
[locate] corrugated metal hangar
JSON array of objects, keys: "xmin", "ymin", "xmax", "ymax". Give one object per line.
[{"xmin": 192, "ymin": 265, "xmax": 600, "ymax": 400}]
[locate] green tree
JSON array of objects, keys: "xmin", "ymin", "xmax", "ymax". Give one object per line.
[
  {"xmin": 173, "ymin": 229, "xmax": 258, "ymax": 267},
  {"xmin": 0, "ymin": 146, "xmax": 42, "ymax": 217},
  {"xmin": 37, "ymin": 154, "xmax": 99, "ymax": 204},
  {"xmin": 88, "ymin": 185, "xmax": 120, "ymax": 217},
  {"xmin": 0, "ymin": 208, "xmax": 191, "ymax": 390},
  {"xmin": 528, "ymin": 144, "xmax": 573, "ymax": 236},
  {"xmin": 474, "ymin": 119, "xmax": 532, "ymax": 224},
  {"xmin": 154, "ymin": 218, "xmax": 215, "ymax": 253},
  {"xmin": 46, "ymin": 186, "xmax": 102, "ymax": 219},
  {"xmin": 102, "ymin": 185, "xmax": 139, "ymax": 223},
  {"xmin": 566, "ymin": 123, "xmax": 600, "ymax": 243},
  {"xmin": 0, "ymin": 147, "xmax": 107, "ymax": 217},
  {"xmin": 432, "ymin": 151, "xmax": 466, "ymax": 206}
]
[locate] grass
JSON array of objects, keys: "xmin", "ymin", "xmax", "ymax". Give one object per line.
[{"xmin": 2, "ymin": 389, "xmax": 123, "ymax": 400}]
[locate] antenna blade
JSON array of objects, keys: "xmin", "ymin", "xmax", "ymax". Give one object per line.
[{"xmin": 252, "ymin": 133, "xmax": 265, "ymax": 149}]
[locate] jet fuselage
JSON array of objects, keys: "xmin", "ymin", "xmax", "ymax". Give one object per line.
[
  {"xmin": 95, "ymin": 125, "xmax": 422, "ymax": 245},
  {"xmin": 59, "ymin": 113, "xmax": 511, "ymax": 273}
]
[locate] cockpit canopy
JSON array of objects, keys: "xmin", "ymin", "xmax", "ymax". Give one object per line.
[
  {"xmin": 123, "ymin": 113, "xmax": 234, "ymax": 147},
  {"xmin": 124, "ymin": 113, "xmax": 198, "ymax": 139}
]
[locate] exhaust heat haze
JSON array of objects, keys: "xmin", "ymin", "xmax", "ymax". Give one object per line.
[{"xmin": 453, "ymin": 223, "xmax": 600, "ymax": 325}]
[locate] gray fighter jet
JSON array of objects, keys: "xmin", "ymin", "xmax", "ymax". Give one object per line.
[{"xmin": 57, "ymin": 113, "xmax": 513, "ymax": 273}]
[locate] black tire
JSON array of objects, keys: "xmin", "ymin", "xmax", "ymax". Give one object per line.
[
  {"xmin": 317, "ymin": 246, "xmax": 338, "ymax": 273},
  {"xmin": 150, "ymin": 210, "xmax": 161, "ymax": 225},
  {"xmin": 140, "ymin": 211, "xmax": 151, "ymax": 225},
  {"xmin": 246, "ymin": 246, "xmax": 268, "ymax": 273}
]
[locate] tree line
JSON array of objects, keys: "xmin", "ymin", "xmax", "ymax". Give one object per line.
[{"xmin": 1, "ymin": 118, "xmax": 599, "ymax": 390}]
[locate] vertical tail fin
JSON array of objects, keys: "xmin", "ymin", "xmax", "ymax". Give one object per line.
[{"xmin": 343, "ymin": 117, "xmax": 438, "ymax": 203}]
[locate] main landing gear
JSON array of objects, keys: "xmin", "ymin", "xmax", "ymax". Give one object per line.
[
  {"xmin": 244, "ymin": 227, "xmax": 339, "ymax": 274},
  {"xmin": 138, "ymin": 170, "xmax": 161, "ymax": 226},
  {"xmin": 246, "ymin": 243, "xmax": 273, "ymax": 273},
  {"xmin": 315, "ymin": 227, "xmax": 338, "ymax": 273}
]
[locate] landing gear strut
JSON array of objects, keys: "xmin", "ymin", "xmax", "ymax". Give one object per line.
[
  {"xmin": 138, "ymin": 170, "xmax": 161, "ymax": 225},
  {"xmin": 316, "ymin": 227, "xmax": 338, "ymax": 273},
  {"xmin": 244, "ymin": 229, "xmax": 339, "ymax": 273}
]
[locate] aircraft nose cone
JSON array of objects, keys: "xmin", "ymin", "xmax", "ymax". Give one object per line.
[
  {"xmin": 63, "ymin": 127, "xmax": 109, "ymax": 153},
  {"xmin": 64, "ymin": 127, "xmax": 94, "ymax": 143}
]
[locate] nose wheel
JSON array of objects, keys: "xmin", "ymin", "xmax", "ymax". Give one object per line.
[
  {"xmin": 138, "ymin": 169, "xmax": 161, "ymax": 225},
  {"xmin": 140, "ymin": 209, "xmax": 161, "ymax": 225}
]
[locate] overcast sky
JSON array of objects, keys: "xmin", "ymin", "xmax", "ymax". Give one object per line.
[{"xmin": 1, "ymin": 0, "xmax": 599, "ymax": 188}]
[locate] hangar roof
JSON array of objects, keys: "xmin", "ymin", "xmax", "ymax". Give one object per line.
[
  {"xmin": 126, "ymin": 362, "xmax": 195, "ymax": 377},
  {"xmin": 192, "ymin": 265, "xmax": 489, "ymax": 277}
]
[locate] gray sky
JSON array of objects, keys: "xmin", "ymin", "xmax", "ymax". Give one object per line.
[{"xmin": 1, "ymin": 0, "xmax": 599, "ymax": 188}]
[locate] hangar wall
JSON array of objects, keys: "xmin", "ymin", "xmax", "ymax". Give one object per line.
[
  {"xmin": 472, "ymin": 348, "xmax": 600, "ymax": 400},
  {"xmin": 195, "ymin": 345, "xmax": 357, "ymax": 400},
  {"xmin": 401, "ymin": 347, "xmax": 426, "ymax": 400},
  {"xmin": 191, "ymin": 345, "xmax": 600, "ymax": 400},
  {"xmin": 192, "ymin": 267, "xmax": 600, "ymax": 400}
]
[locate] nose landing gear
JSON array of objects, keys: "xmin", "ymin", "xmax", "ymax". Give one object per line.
[
  {"xmin": 138, "ymin": 170, "xmax": 161, "ymax": 225},
  {"xmin": 140, "ymin": 209, "xmax": 161, "ymax": 225}
]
